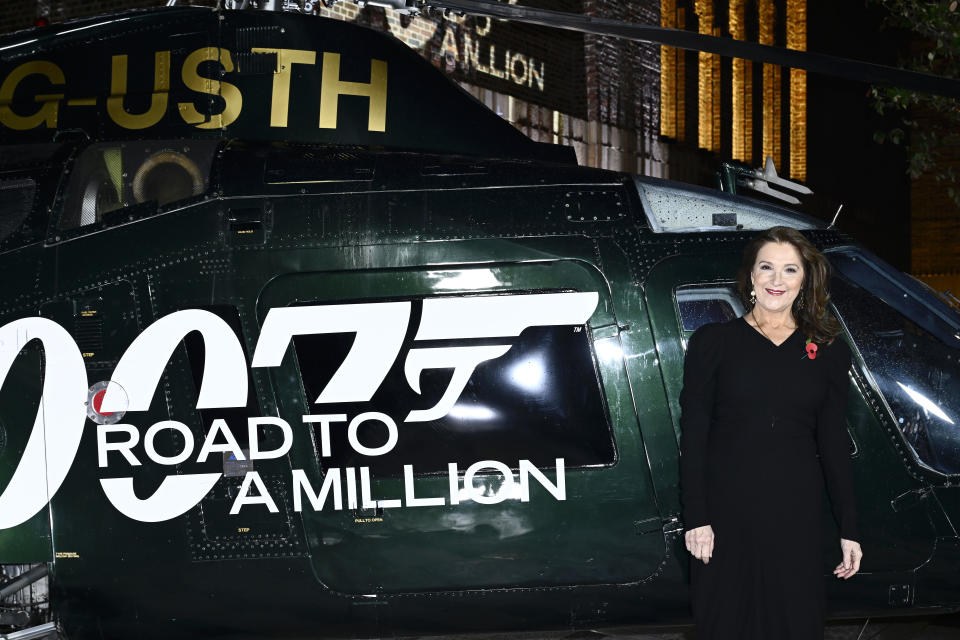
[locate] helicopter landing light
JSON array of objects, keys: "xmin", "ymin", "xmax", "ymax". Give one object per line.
[{"xmin": 86, "ymin": 381, "xmax": 127, "ymax": 425}]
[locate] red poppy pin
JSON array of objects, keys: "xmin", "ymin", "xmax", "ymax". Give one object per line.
[{"xmin": 804, "ymin": 338, "xmax": 819, "ymax": 360}]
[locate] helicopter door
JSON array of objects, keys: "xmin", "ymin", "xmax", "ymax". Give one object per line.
[
  {"xmin": 258, "ymin": 259, "xmax": 665, "ymax": 593},
  {"xmin": 0, "ymin": 338, "xmax": 54, "ymax": 562},
  {"xmin": 0, "ymin": 161, "xmax": 65, "ymax": 566},
  {"xmin": 646, "ymin": 253, "xmax": 938, "ymax": 597}
]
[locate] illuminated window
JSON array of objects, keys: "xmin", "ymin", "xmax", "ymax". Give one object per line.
[
  {"xmin": 660, "ymin": 0, "xmax": 677, "ymax": 139},
  {"xmin": 695, "ymin": 0, "xmax": 720, "ymax": 151},
  {"xmin": 657, "ymin": 0, "xmax": 805, "ymax": 178},
  {"xmin": 759, "ymin": 0, "xmax": 782, "ymax": 170},
  {"xmin": 787, "ymin": 0, "xmax": 807, "ymax": 181},
  {"xmin": 729, "ymin": 0, "xmax": 752, "ymax": 163},
  {"xmin": 659, "ymin": 0, "xmax": 685, "ymax": 141},
  {"xmin": 677, "ymin": 7, "xmax": 686, "ymax": 141}
]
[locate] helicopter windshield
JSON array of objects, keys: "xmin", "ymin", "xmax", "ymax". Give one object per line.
[{"xmin": 828, "ymin": 248, "xmax": 960, "ymax": 475}]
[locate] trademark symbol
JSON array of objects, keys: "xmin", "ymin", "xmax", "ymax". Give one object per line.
[{"xmin": 574, "ymin": 326, "xmax": 582, "ymax": 332}]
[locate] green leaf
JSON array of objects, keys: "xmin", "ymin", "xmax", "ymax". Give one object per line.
[{"xmin": 874, "ymin": 131, "xmax": 887, "ymax": 144}]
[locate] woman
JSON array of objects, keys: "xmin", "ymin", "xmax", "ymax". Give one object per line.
[{"xmin": 680, "ymin": 226, "xmax": 863, "ymax": 639}]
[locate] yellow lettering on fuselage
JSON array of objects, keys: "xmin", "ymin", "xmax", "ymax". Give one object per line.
[
  {"xmin": 0, "ymin": 61, "xmax": 65, "ymax": 130},
  {"xmin": 319, "ymin": 52, "xmax": 387, "ymax": 132},
  {"xmin": 251, "ymin": 48, "xmax": 317, "ymax": 128},
  {"xmin": 107, "ymin": 51, "xmax": 170, "ymax": 130},
  {"xmin": 0, "ymin": 48, "xmax": 387, "ymax": 133},
  {"xmin": 178, "ymin": 47, "xmax": 242, "ymax": 129}
]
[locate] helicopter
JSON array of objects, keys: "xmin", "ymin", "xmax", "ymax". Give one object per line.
[{"xmin": 0, "ymin": 2, "xmax": 959, "ymax": 639}]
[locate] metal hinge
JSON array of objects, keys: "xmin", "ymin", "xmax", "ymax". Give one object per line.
[{"xmin": 662, "ymin": 516, "xmax": 684, "ymax": 534}]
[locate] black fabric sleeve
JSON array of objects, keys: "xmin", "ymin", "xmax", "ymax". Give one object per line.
[
  {"xmin": 679, "ymin": 323, "xmax": 722, "ymax": 532},
  {"xmin": 816, "ymin": 338, "xmax": 859, "ymax": 542}
]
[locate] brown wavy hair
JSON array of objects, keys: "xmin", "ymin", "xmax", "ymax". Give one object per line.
[{"xmin": 736, "ymin": 226, "xmax": 841, "ymax": 344}]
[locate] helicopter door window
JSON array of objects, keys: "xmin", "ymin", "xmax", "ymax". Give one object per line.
[
  {"xmin": 828, "ymin": 248, "xmax": 960, "ymax": 475},
  {"xmin": 58, "ymin": 140, "xmax": 218, "ymax": 232},
  {"xmin": 291, "ymin": 299, "xmax": 616, "ymax": 477},
  {"xmin": 675, "ymin": 284, "xmax": 745, "ymax": 335}
]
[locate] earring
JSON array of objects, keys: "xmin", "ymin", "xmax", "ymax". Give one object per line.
[{"xmin": 749, "ymin": 289, "xmax": 756, "ymax": 306}]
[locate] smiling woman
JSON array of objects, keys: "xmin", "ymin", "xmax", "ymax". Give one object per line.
[
  {"xmin": 680, "ymin": 225, "xmax": 862, "ymax": 640},
  {"xmin": 743, "ymin": 240, "xmax": 805, "ymax": 344},
  {"xmin": 736, "ymin": 225, "xmax": 842, "ymax": 346}
]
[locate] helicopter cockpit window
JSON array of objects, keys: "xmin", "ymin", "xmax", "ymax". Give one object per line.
[
  {"xmin": 59, "ymin": 140, "xmax": 218, "ymax": 231},
  {"xmin": 675, "ymin": 284, "xmax": 745, "ymax": 334},
  {"xmin": 828, "ymin": 249, "xmax": 960, "ymax": 475},
  {"xmin": 292, "ymin": 300, "xmax": 616, "ymax": 477}
]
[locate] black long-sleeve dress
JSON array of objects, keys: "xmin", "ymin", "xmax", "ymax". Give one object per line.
[{"xmin": 679, "ymin": 317, "xmax": 858, "ymax": 640}]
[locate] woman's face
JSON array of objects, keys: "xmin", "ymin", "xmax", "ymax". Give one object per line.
[{"xmin": 750, "ymin": 241, "xmax": 805, "ymax": 315}]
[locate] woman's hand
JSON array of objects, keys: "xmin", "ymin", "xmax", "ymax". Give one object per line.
[
  {"xmin": 684, "ymin": 525, "xmax": 715, "ymax": 564},
  {"xmin": 834, "ymin": 539, "xmax": 862, "ymax": 579}
]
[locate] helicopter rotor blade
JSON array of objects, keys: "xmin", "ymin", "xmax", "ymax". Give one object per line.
[{"xmin": 416, "ymin": 0, "xmax": 960, "ymax": 98}]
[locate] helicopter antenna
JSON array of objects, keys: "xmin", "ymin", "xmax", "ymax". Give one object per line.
[{"xmin": 828, "ymin": 204, "xmax": 844, "ymax": 229}]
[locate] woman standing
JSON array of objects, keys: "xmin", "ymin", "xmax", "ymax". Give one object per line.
[{"xmin": 680, "ymin": 226, "xmax": 863, "ymax": 639}]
